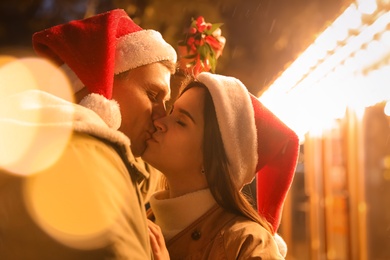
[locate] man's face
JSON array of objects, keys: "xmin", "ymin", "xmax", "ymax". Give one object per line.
[{"xmin": 112, "ymin": 63, "xmax": 171, "ymax": 157}]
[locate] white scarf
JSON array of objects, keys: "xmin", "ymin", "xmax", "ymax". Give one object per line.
[{"xmin": 149, "ymin": 189, "xmax": 216, "ymax": 240}]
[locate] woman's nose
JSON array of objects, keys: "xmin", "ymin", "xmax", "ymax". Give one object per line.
[{"xmin": 153, "ymin": 117, "xmax": 167, "ymax": 132}]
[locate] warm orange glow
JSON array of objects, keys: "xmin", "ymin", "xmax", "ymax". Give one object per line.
[
  {"xmin": 379, "ymin": 0, "xmax": 390, "ymax": 6},
  {"xmin": 260, "ymin": 3, "xmax": 390, "ymax": 139}
]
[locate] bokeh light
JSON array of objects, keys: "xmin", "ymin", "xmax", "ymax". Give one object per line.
[
  {"xmin": 0, "ymin": 56, "xmax": 120, "ymax": 250},
  {"xmin": 23, "ymin": 160, "xmax": 118, "ymax": 250},
  {"xmin": 0, "ymin": 57, "xmax": 74, "ymax": 175}
]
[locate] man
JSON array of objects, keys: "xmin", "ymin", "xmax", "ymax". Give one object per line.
[{"xmin": 0, "ymin": 9, "xmax": 176, "ymax": 259}]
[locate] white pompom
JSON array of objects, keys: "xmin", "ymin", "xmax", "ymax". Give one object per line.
[
  {"xmin": 79, "ymin": 93, "xmax": 122, "ymax": 130},
  {"xmin": 274, "ymin": 233, "xmax": 288, "ymax": 257}
]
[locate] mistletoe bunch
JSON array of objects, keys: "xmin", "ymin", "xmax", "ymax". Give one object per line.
[{"xmin": 178, "ymin": 16, "xmax": 225, "ymax": 76}]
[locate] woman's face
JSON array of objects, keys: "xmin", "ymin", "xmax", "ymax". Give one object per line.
[{"xmin": 142, "ymin": 87, "xmax": 205, "ymax": 182}]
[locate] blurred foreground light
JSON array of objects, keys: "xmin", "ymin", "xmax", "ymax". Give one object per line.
[
  {"xmin": 23, "ymin": 163, "xmax": 116, "ymax": 250},
  {"xmin": 0, "ymin": 56, "xmax": 117, "ymax": 250},
  {"xmin": 0, "ymin": 57, "xmax": 74, "ymax": 101},
  {"xmin": 0, "ymin": 57, "xmax": 74, "ymax": 175}
]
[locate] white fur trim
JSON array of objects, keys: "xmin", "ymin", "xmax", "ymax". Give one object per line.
[
  {"xmin": 60, "ymin": 63, "xmax": 85, "ymax": 93},
  {"xmin": 79, "ymin": 93, "xmax": 121, "ymax": 130},
  {"xmin": 197, "ymin": 72, "xmax": 258, "ymax": 188},
  {"xmin": 58, "ymin": 29, "xmax": 176, "ymax": 94},
  {"xmin": 115, "ymin": 30, "xmax": 177, "ymax": 74},
  {"xmin": 274, "ymin": 233, "xmax": 288, "ymax": 257}
]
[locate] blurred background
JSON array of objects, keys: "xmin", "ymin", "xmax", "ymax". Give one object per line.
[
  {"xmin": 1, "ymin": 0, "xmax": 389, "ymax": 259},
  {"xmin": 0, "ymin": 0, "xmax": 352, "ymax": 95}
]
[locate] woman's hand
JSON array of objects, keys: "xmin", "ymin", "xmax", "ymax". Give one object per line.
[{"xmin": 147, "ymin": 219, "xmax": 170, "ymax": 260}]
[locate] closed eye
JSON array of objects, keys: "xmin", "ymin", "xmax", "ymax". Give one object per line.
[
  {"xmin": 176, "ymin": 120, "xmax": 186, "ymax": 126},
  {"xmin": 170, "ymin": 105, "xmax": 191, "ymax": 127},
  {"xmin": 147, "ymin": 92, "xmax": 158, "ymax": 102}
]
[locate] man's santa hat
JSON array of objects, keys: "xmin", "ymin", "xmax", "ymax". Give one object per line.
[
  {"xmin": 197, "ymin": 72, "xmax": 299, "ymax": 233},
  {"xmin": 32, "ymin": 9, "xmax": 177, "ymax": 129}
]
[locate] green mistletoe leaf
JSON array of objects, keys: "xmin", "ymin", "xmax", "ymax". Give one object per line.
[{"xmin": 206, "ymin": 23, "xmax": 224, "ymax": 35}]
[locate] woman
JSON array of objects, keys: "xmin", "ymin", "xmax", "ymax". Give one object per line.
[{"xmin": 142, "ymin": 72, "xmax": 299, "ymax": 259}]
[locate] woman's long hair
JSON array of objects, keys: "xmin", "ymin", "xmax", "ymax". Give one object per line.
[{"xmin": 180, "ymin": 79, "xmax": 273, "ymax": 234}]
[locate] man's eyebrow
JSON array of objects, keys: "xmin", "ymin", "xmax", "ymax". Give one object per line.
[{"xmin": 178, "ymin": 108, "xmax": 196, "ymax": 124}]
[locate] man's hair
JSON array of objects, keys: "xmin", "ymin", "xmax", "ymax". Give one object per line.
[
  {"xmin": 114, "ymin": 60, "xmax": 177, "ymax": 81},
  {"xmin": 159, "ymin": 60, "xmax": 177, "ymax": 74}
]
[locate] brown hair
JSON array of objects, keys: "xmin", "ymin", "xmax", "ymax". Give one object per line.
[
  {"xmin": 115, "ymin": 60, "xmax": 177, "ymax": 80},
  {"xmin": 180, "ymin": 80, "xmax": 273, "ymax": 234},
  {"xmin": 159, "ymin": 60, "xmax": 177, "ymax": 74},
  {"xmin": 77, "ymin": 60, "xmax": 177, "ymax": 102}
]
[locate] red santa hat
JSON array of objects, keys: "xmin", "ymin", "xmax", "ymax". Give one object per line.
[
  {"xmin": 32, "ymin": 9, "xmax": 177, "ymax": 129},
  {"xmin": 197, "ymin": 72, "xmax": 299, "ymax": 233}
]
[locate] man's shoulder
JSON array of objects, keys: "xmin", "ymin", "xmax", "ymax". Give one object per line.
[{"xmin": 66, "ymin": 132, "xmax": 126, "ymax": 167}]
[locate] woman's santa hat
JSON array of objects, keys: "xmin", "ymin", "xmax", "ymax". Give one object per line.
[
  {"xmin": 197, "ymin": 72, "xmax": 299, "ymax": 233},
  {"xmin": 32, "ymin": 9, "xmax": 177, "ymax": 129}
]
